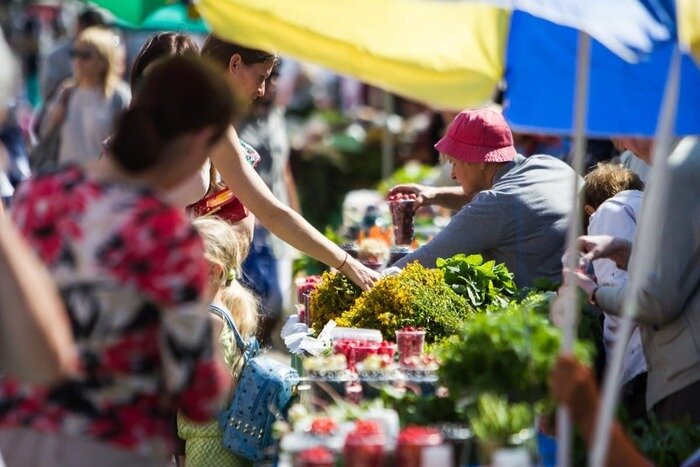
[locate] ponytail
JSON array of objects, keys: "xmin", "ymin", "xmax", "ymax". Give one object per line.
[
  {"xmin": 110, "ymin": 107, "xmax": 163, "ymax": 172},
  {"xmin": 219, "ymin": 277, "xmax": 259, "ymax": 376},
  {"xmin": 192, "ymin": 217, "xmax": 259, "ymax": 377}
]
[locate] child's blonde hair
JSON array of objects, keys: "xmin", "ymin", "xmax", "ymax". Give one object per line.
[
  {"xmin": 74, "ymin": 27, "xmax": 121, "ymax": 98},
  {"xmin": 193, "ymin": 217, "xmax": 258, "ymax": 376}
]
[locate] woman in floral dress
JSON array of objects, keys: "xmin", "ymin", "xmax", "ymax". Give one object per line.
[{"xmin": 0, "ymin": 57, "xmax": 237, "ymax": 467}]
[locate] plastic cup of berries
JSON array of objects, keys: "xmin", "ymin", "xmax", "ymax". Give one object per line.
[
  {"xmin": 297, "ymin": 446, "xmax": 336, "ymax": 467},
  {"xmin": 396, "ymin": 426, "xmax": 444, "ymax": 467},
  {"xmin": 387, "ymin": 193, "xmax": 417, "ymax": 246},
  {"xmin": 343, "ymin": 421, "xmax": 386, "ymax": 467},
  {"xmin": 395, "ymin": 327, "xmax": 426, "ymax": 367}
]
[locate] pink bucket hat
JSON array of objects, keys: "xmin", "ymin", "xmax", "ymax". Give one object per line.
[{"xmin": 435, "ymin": 108, "xmax": 516, "ymax": 163}]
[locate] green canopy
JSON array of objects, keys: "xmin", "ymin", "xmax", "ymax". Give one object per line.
[
  {"xmin": 89, "ymin": 0, "xmax": 207, "ymax": 33},
  {"xmin": 89, "ymin": 0, "xmax": 168, "ymax": 25}
]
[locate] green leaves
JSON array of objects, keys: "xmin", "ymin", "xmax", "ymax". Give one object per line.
[
  {"xmin": 437, "ymin": 254, "xmax": 517, "ymax": 311},
  {"xmin": 336, "ymin": 262, "xmax": 474, "ymax": 343},
  {"xmin": 437, "ymin": 306, "xmax": 593, "ymax": 405},
  {"xmin": 630, "ymin": 413, "xmax": 700, "ymax": 465},
  {"xmin": 309, "ymin": 271, "xmax": 362, "ymax": 330},
  {"xmin": 468, "ymin": 394, "xmax": 535, "ymax": 447}
]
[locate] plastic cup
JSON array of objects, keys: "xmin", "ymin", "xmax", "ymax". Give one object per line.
[
  {"xmin": 296, "ymin": 446, "xmax": 336, "ymax": 467},
  {"xmin": 389, "ymin": 199, "xmax": 416, "ymax": 246},
  {"xmin": 395, "ymin": 329, "xmax": 426, "ymax": 366},
  {"xmin": 343, "ymin": 432, "xmax": 385, "ymax": 467},
  {"xmin": 396, "ymin": 426, "xmax": 444, "ymax": 467}
]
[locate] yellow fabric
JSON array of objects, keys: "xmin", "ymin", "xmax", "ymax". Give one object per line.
[
  {"xmin": 177, "ymin": 414, "xmax": 251, "ymax": 467},
  {"xmin": 195, "ymin": 0, "xmax": 509, "ymax": 110},
  {"xmin": 678, "ymin": 0, "xmax": 700, "ymax": 64},
  {"xmin": 178, "ymin": 316, "xmax": 249, "ymax": 466}
]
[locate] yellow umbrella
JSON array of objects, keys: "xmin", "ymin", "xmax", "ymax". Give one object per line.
[
  {"xmin": 195, "ymin": 0, "xmax": 509, "ymax": 110},
  {"xmin": 678, "ymin": 0, "xmax": 700, "ymax": 63}
]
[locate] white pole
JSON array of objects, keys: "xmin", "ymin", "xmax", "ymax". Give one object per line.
[
  {"xmin": 588, "ymin": 45, "xmax": 682, "ymax": 467},
  {"xmin": 381, "ymin": 91, "xmax": 395, "ymax": 180},
  {"xmin": 556, "ymin": 30, "xmax": 591, "ymax": 467}
]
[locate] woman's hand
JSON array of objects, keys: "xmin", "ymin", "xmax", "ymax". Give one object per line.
[
  {"xmin": 339, "ymin": 256, "xmax": 381, "ymax": 291},
  {"xmin": 577, "ymin": 235, "xmax": 632, "ymax": 270},
  {"xmin": 387, "ymin": 184, "xmax": 437, "ymax": 212}
]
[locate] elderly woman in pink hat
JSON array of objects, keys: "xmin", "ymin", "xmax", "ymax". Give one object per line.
[{"xmin": 389, "ymin": 108, "xmax": 580, "ymax": 287}]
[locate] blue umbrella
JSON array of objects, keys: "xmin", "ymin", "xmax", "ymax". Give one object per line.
[{"xmin": 504, "ymin": 10, "xmax": 700, "ymax": 136}]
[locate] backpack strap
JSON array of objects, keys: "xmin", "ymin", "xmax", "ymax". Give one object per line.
[{"xmin": 208, "ymin": 303, "xmax": 247, "ymax": 352}]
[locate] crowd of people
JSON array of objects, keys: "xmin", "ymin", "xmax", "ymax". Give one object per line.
[{"xmin": 0, "ymin": 5, "xmax": 698, "ymax": 467}]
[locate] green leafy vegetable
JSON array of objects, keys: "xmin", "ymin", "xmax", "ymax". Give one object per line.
[
  {"xmin": 438, "ymin": 304, "xmax": 592, "ymax": 403},
  {"xmin": 380, "ymin": 386, "xmax": 463, "ymax": 426},
  {"xmin": 631, "ymin": 413, "xmax": 700, "ymax": 466},
  {"xmin": 437, "ymin": 254, "xmax": 517, "ymax": 311},
  {"xmin": 469, "ymin": 394, "xmax": 535, "ymax": 447}
]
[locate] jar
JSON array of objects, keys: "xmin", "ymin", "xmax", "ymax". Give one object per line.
[
  {"xmin": 395, "ymin": 329, "xmax": 426, "ymax": 366},
  {"xmin": 396, "ymin": 426, "xmax": 444, "ymax": 467},
  {"xmin": 343, "ymin": 421, "xmax": 386, "ymax": 467},
  {"xmin": 295, "ymin": 446, "xmax": 335, "ymax": 467}
]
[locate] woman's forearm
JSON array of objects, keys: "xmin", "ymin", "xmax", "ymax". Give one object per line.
[
  {"xmin": 0, "ymin": 219, "xmax": 76, "ymax": 385},
  {"xmin": 284, "ymin": 163, "xmax": 301, "ymax": 213},
  {"xmin": 210, "ymin": 128, "xmax": 344, "ymax": 269}
]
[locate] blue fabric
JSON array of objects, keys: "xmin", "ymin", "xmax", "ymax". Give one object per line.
[
  {"xmin": 537, "ymin": 433, "xmax": 557, "ymax": 467},
  {"xmin": 208, "ymin": 304, "xmax": 297, "ymax": 462},
  {"xmin": 504, "ymin": 10, "xmax": 700, "ymax": 137},
  {"xmin": 241, "ymin": 226, "xmax": 283, "ymax": 318}
]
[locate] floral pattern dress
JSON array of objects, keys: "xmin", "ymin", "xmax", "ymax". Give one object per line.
[{"xmin": 0, "ymin": 165, "xmax": 229, "ymax": 459}]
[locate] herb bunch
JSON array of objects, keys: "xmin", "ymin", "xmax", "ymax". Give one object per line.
[
  {"xmin": 468, "ymin": 394, "xmax": 535, "ymax": 448},
  {"xmin": 308, "ymin": 271, "xmax": 362, "ymax": 331},
  {"xmin": 437, "ymin": 254, "xmax": 517, "ymax": 311},
  {"xmin": 335, "ymin": 262, "xmax": 473, "ymax": 343},
  {"xmin": 438, "ymin": 306, "xmax": 592, "ymax": 403}
]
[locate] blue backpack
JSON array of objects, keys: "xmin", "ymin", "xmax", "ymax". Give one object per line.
[{"xmin": 208, "ymin": 304, "xmax": 298, "ymax": 462}]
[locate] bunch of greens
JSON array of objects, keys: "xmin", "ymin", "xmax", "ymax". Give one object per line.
[
  {"xmin": 437, "ymin": 254, "xmax": 517, "ymax": 311},
  {"xmin": 380, "ymin": 386, "xmax": 463, "ymax": 426},
  {"xmin": 438, "ymin": 305, "xmax": 592, "ymax": 403},
  {"xmin": 468, "ymin": 394, "xmax": 535, "ymax": 448},
  {"xmin": 308, "ymin": 271, "xmax": 362, "ymax": 330},
  {"xmin": 335, "ymin": 262, "xmax": 474, "ymax": 343},
  {"xmin": 520, "ymin": 289, "xmax": 603, "ymax": 367},
  {"xmin": 631, "ymin": 414, "xmax": 700, "ymax": 466}
]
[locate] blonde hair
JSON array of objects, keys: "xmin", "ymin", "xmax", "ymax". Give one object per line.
[
  {"xmin": 74, "ymin": 27, "xmax": 121, "ymax": 98},
  {"xmin": 583, "ymin": 162, "xmax": 645, "ymax": 210},
  {"xmin": 193, "ymin": 217, "xmax": 258, "ymax": 376}
]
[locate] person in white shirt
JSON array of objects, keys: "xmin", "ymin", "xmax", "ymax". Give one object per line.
[
  {"xmin": 40, "ymin": 8, "xmax": 106, "ymax": 101},
  {"xmin": 582, "ymin": 162, "xmax": 646, "ymax": 419},
  {"xmin": 41, "ymin": 27, "xmax": 130, "ymax": 166}
]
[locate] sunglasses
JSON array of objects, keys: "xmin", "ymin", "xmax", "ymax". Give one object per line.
[{"xmin": 69, "ymin": 49, "xmax": 94, "ymax": 60}]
